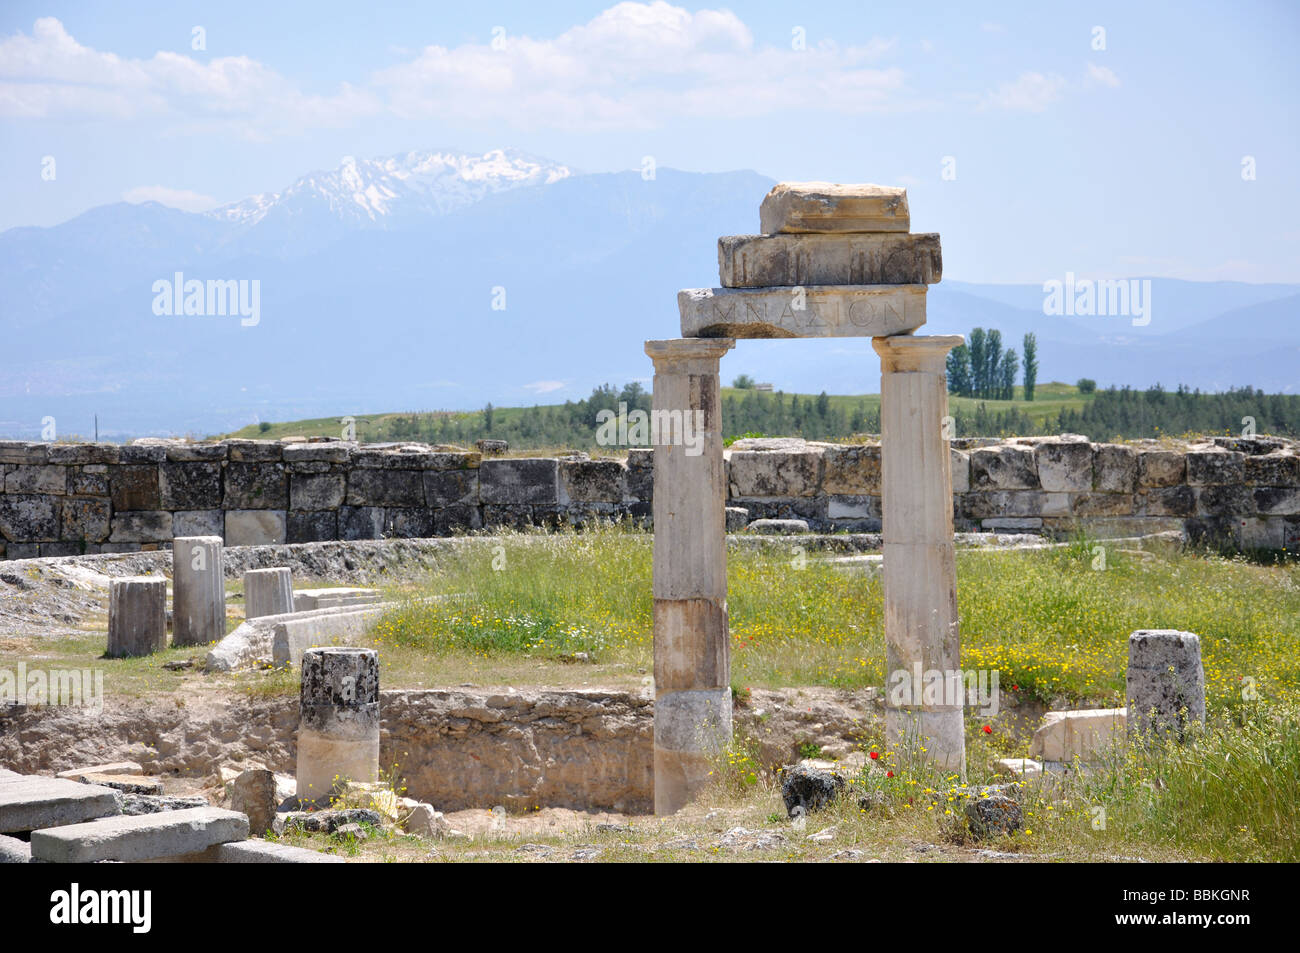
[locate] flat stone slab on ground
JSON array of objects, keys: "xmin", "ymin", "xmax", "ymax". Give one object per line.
[
  {"xmin": 719, "ymin": 232, "xmax": 941, "ymax": 287},
  {"xmin": 165, "ymin": 840, "xmax": 345, "ymax": 863},
  {"xmin": 1029, "ymin": 708, "xmax": 1127, "ymax": 762},
  {"xmin": 293, "ymin": 587, "xmax": 382, "ymax": 611},
  {"xmin": 746, "ymin": 518, "xmax": 811, "ymax": 535},
  {"xmin": 0, "ymin": 776, "xmax": 121, "ymax": 833},
  {"xmin": 56, "ymin": 761, "xmax": 145, "ymax": 781},
  {"xmin": 75, "ymin": 773, "xmax": 163, "ymax": 795},
  {"xmin": 679, "ymin": 285, "xmax": 925, "ymax": 339},
  {"xmin": 30, "ymin": 806, "xmax": 249, "ymax": 863},
  {"xmin": 0, "ymin": 832, "xmax": 31, "ymax": 863},
  {"xmin": 760, "ymin": 182, "xmax": 910, "ymax": 234}
]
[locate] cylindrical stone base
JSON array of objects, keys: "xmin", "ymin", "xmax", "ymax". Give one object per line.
[
  {"xmin": 886, "ymin": 708, "xmax": 966, "ymax": 772},
  {"xmin": 172, "ymin": 536, "xmax": 225, "ymax": 647},
  {"xmin": 653, "ymin": 687, "xmax": 732, "ymax": 816},
  {"xmin": 245, "ymin": 567, "xmax": 293, "ymax": 620},
  {"xmin": 107, "ymin": 577, "xmax": 167, "ymax": 658},
  {"xmin": 296, "ymin": 647, "xmax": 380, "ymax": 804},
  {"xmin": 1127, "ymin": 629, "xmax": 1205, "ymax": 739}
]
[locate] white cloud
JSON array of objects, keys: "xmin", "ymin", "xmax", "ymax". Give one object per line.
[
  {"xmin": 1085, "ymin": 62, "xmax": 1121, "ymax": 88},
  {"xmin": 980, "ymin": 71, "xmax": 1067, "ymax": 112},
  {"xmin": 0, "ymin": 6, "xmax": 907, "ymax": 132},
  {"xmin": 123, "ymin": 185, "xmax": 220, "ymax": 211},
  {"xmin": 523, "ymin": 380, "xmax": 567, "ymax": 395},
  {"xmin": 0, "ymin": 16, "xmax": 379, "ymax": 130}
]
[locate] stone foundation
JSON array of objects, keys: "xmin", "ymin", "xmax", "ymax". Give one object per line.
[{"xmin": 1, "ymin": 434, "xmax": 1296, "ymax": 559}]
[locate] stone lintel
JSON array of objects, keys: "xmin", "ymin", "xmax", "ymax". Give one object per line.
[{"xmin": 679, "ymin": 285, "xmax": 926, "ymax": 339}]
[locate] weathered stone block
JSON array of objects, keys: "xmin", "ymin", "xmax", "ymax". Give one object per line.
[
  {"xmin": 719, "ymin": 232, "xmax": 941, "ymax": 287},
  {"xmin": 1070, "ymin": 493, "xmax": 1134, "ymax": 517},
  {"xmin": 435, "ymin": 504, "xmax": 482, "ymax": 535},
  {"xmin": 1196, "ymin": 485, "xmax": 1255, "ymax": 516},
  {"xmin": 160, "ymin": 461, "xmax": 222, "ymax": 509},
  {"xmin": 1186, "ymin": 448, "xmax": 1245, "ymax": 485},
  {"xmin": 480, "ymin": 459, "xmax": 560, "ymax": 505},
  {"xmin": 288, "ymin": 510, "xmax": 338, "ymax": 543},
  {"xmin": 820, "ymin": 444, "xmax": 880, "ymax": 495},
  {"xmin": 384, "ymin": 508, "xmax": 435, "ymax": 537},
  {"xmin": 339, "ymin": 506, "xmax": 384, "ymax": 540},
  {"xmin": 110, "ymin": 465, "xmax": 161, "ymax": 511},
  {"xmin": 961, "ymin": 490, "xmax": 1042, "ymax": 519},
  {"xmin": 1093, "ymin": 444, "xmax": 1137, "ymax": 492},
  {"xmin": 173, "ymin": 509, "xmax": 224, "ymax": 537},
  {"xmin": 30, "ymin": 807, "xmax": 249, "ymax": 863},
  {"xmin": 728, "ymin": 449, "xmax": 822, "ymax": 497},
  {"xmin": 109, "ymin": 511, "xmax": 172, "ymax": 543},
  {"xmin": 969, "ymin": 445, "xmax": 1038, "ymax": 490},
  {"xmin": 561, "ymin": 460, "xmax": 626, "ymax": 503},
  {"xmin": 1140, "ymin": 485, "xmax": 1195, "ymax": 517},
  {"xmin": 424, "ymin": 468, "xmax": 478, "ymax": 507},
  {"xmin": 1127, "ymin": 630, "xmax": 1204, "ymax": 739},
  {"xmin": 163, "ymin": 443, "xmax": 227, "ymax": 462},
  {"xmin": 225, "ymin": 510, "xmax": 286, "ymax": 546},
  {"xmin": 68, "ymin": 466, "xmax": 109, "ymax": 496},
  {"xmin": 950, "ymin": 448, "xmax": 970, "ymax": 493},
  {"xmin": 61, "ymin": 498, "xmax": 110, "ymax": 542},
  {"xmin": 223, "ymin": 462, "xmax": 287, "ymax": 509},
  {"xmin": 119, "ymin": 444, "xmax": 167, "ymax": 464},
  {"xmin": 760, "ymin": 182, "xmax": 909, "ymax": 234},
  {"xmin": 227, "ymin": 440, "xmax": 282, "ymax": 462},
  {"xmin": 346, "ymin": 468, "xmax": 424, "ymax": 507},
  {"xmin": 291, "ymin": 471, "xmax": 346, "ymax": 510},
  {"xmin": 245, "ymin": 567, "xmax": 294, "ymax": 619},
  {"xmin": 1029, "ymin": 709, "xmax": 1127, "ymax": 762},
  {"xmin": 0, "ymin": 777, "xmax": 121, "ymax": 834},
  {"xmin": 679, "ymin": 285, "xmax": 925, "ymax": 339},
  {"xmin": 1137, "ymin": 449, "xmax": 1186, "ymax": 487},
  {"xmin": 1255, "ymin": 486, "xmax": 1300, "ymax": 516},
  {"xmin": 1033, "ymin": 441, "xmax": 1092, "ymax": 492},
  {"xmin": 47, "ymin": 444, "xmax": 120, "ymax": 465},
  {"xmin": 5, "ymin": 464, "xmax": 66, "ymax": 495},
  {"xmin": 1245, "ymin": 452, "xmax": 1300, "ymax": 486},
  {"xmin": 283, "ymin": 443, "xmax": 353, "ymax": 464},
  {"xmin": 0, "ymin": 442, "xmax": 47, "ymax": 465},
  {"xmin": 826, "ymin": 495, "xmax": 878, "ymax": 519}
]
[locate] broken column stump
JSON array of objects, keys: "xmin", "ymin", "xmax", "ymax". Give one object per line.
[
  {"xmin": 106, "ymin": 577, "xmax": 167, "ymax": 657},
  {"xmin": 1127, "ymin": 629, "xmax": 1206, "ymax": 740},
  {"xmin": 244, "ymin": 567, "xmax": 293, "ymax": 619},
  {"xmin": 296, "ymin": 647, "xmax": 380, "ymax": 805}
]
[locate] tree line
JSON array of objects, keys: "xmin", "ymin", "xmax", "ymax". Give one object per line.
[{"xmin": 946, "ymin": 328, "xmax": 1039, "ymax": 400}]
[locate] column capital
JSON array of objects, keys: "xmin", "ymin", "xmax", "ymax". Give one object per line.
[
  {"xmin": 645, "ymin": 337, "xmax": 735, "ymax": 367},
  {"xmin": 872, "ymin": 333, "xmax": 964, "ymax": 373}
]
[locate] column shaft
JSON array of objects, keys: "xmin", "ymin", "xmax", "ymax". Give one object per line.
[
  {"xmin": 873, "ymin": 334, "xmax": 966, "ymax": 775},
  {"xmin": 645, "ymin": 337, "xmax": 734, "ymax": 815}
]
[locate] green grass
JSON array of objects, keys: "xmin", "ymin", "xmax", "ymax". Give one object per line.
[{"xmin": 218, "ymin": 382, "xmax": 1098, "ymax": 445}]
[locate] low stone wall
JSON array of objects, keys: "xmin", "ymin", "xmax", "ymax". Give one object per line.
[{"xmin": 1, "ymin": 433, "xmax": 1297, "ymax": 559}]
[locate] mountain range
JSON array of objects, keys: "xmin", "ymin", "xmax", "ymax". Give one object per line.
[{"xmin": 1, "ymin": 148, "xmax": 1295, "ymax": 440}]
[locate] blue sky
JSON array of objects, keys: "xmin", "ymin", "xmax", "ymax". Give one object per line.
[{"xmin": 2, "ymin": 0, "xmax": 1297, "ymax": 282}]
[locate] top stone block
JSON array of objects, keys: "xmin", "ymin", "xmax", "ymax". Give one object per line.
[{"xmin": 760, "ymin": 182, "xmax": 910, "ymax": 234}]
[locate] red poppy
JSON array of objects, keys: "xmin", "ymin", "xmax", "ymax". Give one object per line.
[
  {"xmin": 869, "ymin": 751, "xmax": 880, "ymax": 760},
  {"xmin": 982, "ymin": 725, "xmax": 992, "ymax": 734},
  {"xmin": 886, "ymin": 771, "xmax": 894, "ymax": 778}
]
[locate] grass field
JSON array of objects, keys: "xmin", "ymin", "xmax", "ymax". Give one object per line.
[{"xmin": 220, "ymin": 381, "xmax": 1096, "ymax": 446}]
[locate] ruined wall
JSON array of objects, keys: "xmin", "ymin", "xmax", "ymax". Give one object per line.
[{"xmin": 1, "ymin": 434, "xmax": 1297, "ymax": 559}]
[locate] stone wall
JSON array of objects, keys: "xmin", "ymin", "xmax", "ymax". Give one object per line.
[{"xmin": 1, "ymin": 434, "xmax": 1297, "ymax": 559}]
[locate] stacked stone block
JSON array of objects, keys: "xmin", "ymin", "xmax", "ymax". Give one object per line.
[{"xmin": 1, "ymin": 434, "xmax": 1297, "ymax": 559}]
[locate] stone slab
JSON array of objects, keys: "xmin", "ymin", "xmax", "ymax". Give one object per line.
[
  {"xmin": 0, "ymin": 832, "xmax": 31, "ymax": 863},
  {"xmin": 272, "ymin": 604, "xmax": 387, "ymax": 668},
  {"xmin": 169, "ymin": 840, "xmax": 345, "ymax": 863},
  {"xmin": 719, "ymin": 232, "xmax": 941, "ymax": 287},
  {"xmin": 293, "ymin": 587, "xmax": 382, "ymax": 611},
  {"xmin": 0, "ymin": 776, "xmax": 122, "ymax": 833},
  {"xmin": 30, "ymin": 806, "xmax": 248, "ymax": 863},
  {"xmin": 679, "ymin": 285, "xmax": 925, "ymax": 339},
  {"xmin": 56, "ymin": 761, "xmax": 144, "ymax": 780},
  {"xmin": 760, "ymin": 182, "xmax": 910, "ymax": 234},
  {"xmin": 1029, "ymin": 708, "xmax": 1127, "ymax": 762}
]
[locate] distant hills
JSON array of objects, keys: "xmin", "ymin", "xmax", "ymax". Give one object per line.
[{"xmin": 1, "ymin": 148, "xmax": 1296, "ymax": 440}]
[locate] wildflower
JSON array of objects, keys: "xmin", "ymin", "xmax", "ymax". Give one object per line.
[
  {"xmin": 982, "ymin": 725, "xmax": 992, "ymax": 734},
  {"xmin": 869, "ymin": 751, "xmax": 880, "ymax": 760}
]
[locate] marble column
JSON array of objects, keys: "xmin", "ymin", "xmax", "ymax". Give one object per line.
[
  {"xmin": 172, "ymin": 535, "xmax": 225, "ymax": 647},
  {"xmin": 106, "ymin": 577, "xmax": 167, "ymax": 657},
  {"xmin": 872, "ymin": 334, "xmax": 966, "ymax": 775},
  {"xmin": 244, "ymin": 567, "xmax": 293, "ymax": 619},
  {"xmin": 645, "ymin": 337, "xmax": 735, "ymax": 815},
  {"xmin": 296, "ymin": 647, "xmax": 380, "ymax": 805}
]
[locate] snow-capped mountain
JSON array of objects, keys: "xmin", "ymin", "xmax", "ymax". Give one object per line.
[{"xmin": 210, "ymin": 148, "xmax": 572, "ymax": 230}]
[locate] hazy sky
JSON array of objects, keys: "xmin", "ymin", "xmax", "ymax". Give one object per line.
[{"xmin": 2, "ymin": 0, "xmax": 1297, "ymax": 282}]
